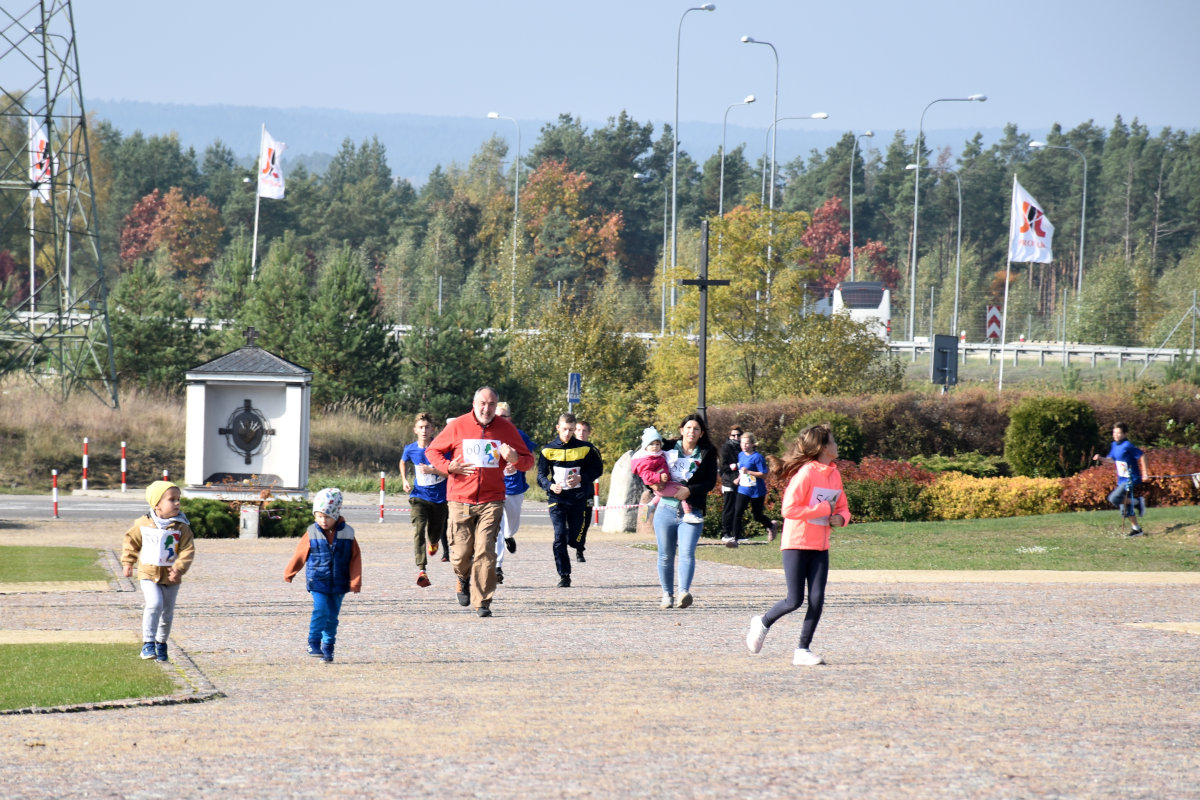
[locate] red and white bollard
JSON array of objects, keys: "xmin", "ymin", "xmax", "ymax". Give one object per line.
[
  {"xmin": 120, "ymin": 442, "xmax": 127, "ymax": 492},
  {"xmin": 162, "ymin": 468, "xmax": 169, "ymax": 481},
  {"xmin": 379, "ymin": 472, "xmax": 386, "ymax": 523},
  {"xmin": 52, "ymin": 469, "xmax": 59, "ymax": 519},
  {"xmin": 81, "ymin": 437, "xmax": 89, "ymax": 491},
  {"xmin": 593, "ymin": 479, "xmax": 601, "ymax": 524}
]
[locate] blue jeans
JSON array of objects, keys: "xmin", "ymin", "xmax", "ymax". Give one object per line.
[
  {"xmin": 653, "ymin": 501, "xmax": 703, "ymax": 596},
  {"xmin": 1107, "ymin": 483, "xmax": 1138, "ymax": 516},
  {"xmin": 309, "ymin": 591, "xmax": 345, "ymax": 645}
]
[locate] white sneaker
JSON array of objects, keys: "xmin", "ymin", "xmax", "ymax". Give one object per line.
[
  {"xmin": 746, "ymin": 616, "xmax": 768, "ymax": 654},
  {"xmin": 675, "ymin": 591, "xmax": 693, "ymax": 609},
  {"xmin": 660, "ymin": 593, "xmax": 674, "ymax": 609},
  {"xmin": 682, "ymin": 512, "xmax": 704, "ymax": 524},
  {"xmin": 792, "ymin": 647, "xmax": 824, "ymax": 666}
]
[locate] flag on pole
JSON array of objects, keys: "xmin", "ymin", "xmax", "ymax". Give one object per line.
[
  {"xmin": 1008, "ymin": 178, "xmax": 1054, "ymax": 263},
  {"xmin": 28, "ymin": 118, "xmax": 54, "ymax": 203},
  {"xmin": 257, "ymin": 129, "xmax": 286, "ymax": 199}
]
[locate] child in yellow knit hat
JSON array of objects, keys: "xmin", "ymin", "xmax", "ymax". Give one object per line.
[{"xmin": 120, "ymin": 481, "xmax": 196, "ymax": 662}]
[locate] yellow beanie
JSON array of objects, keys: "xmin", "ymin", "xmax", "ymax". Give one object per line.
[{"xmin": 146, "ymin": 480, "xmax": 179, "ymax": 509}]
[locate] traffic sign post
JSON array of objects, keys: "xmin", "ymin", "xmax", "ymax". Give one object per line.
[
  {"xmin": 567, "ymin": 372, "xmax": 582, "ymax": 413},
  {"xmin": 931, "ymin": 333, "xmax": 959, "ymax": 393}
]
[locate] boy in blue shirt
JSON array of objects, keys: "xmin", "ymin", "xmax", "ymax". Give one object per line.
[
  {"xmin": 1093, "ymin": 422, "xmax": 1149, "ymax": 536},
  {"xmin": 401, "ymin": 412, "xmax": 449, "ymax": 587}
]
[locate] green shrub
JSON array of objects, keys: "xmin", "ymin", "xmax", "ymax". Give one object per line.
[
  {"xmin": 1003, "ymin": 396, "xmax": 1100, "ymax": 477},
  {"xmin": 180, "ymin": 498, "xmax": 238, "ymax": 538},
  {"xmin": 843, "ymin": 477, "xmax": 929, "ymax": 522},
  {"xmin": 909, "ymin": 452, "xmax": 1008, "ymax": 478},
  {"xmin": 261, "ymin": 499, "xmax": 313, "ymax": 538},
  {"xmin": 779, "ymin": 410, "xmax": 864, "ymax": 462}
]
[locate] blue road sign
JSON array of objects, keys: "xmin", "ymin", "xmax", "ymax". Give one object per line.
[{"xmin": 567, "ymin": 372, "xmax": 582, "ymax": 405}]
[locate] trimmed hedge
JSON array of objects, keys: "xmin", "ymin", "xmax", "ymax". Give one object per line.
[{"xmin": 923, "ymin": 474, "xmax": 1067, "ymax": 520}]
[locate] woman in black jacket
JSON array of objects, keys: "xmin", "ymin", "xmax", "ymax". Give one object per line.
[{"xmin": 654, "ymin": 413, "xmax": 718, "ymax": 610}]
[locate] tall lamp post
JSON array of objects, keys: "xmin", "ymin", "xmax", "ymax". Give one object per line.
[
  {"xmin": 740, "ymin": 36, "xmax": 778, "ymax": 212},
  {"xmin": 671, "ymin": 4, "xmax": 716, "ymax": 296},
  {"xmin": 1029, "ymin": 140, "xmax": 1087, "ymax": 293},
  {"xmin": 759, "ymin": 114, "xmax": 829, "ymax": 205},
  {"xmin": 488, "ymin": 112, "xmax": 520, "ymax": 326},
  {"xmin": 636, "ymin": 171, "xmax": 671, "ymax": 335},
  {"xmin": 907, "ymin": 163, "xmax": 962, "ymax": 335},
  {"xmin": 848, "ymin": 130, "xmax": 874, "ymax": 280},
  {"xmin": 907, "ymin": 94, "xmax": 986, "ymax": 341},
  {"xmin": 718, "ymin": 94, "xmax": 755, "ymax": 218}
]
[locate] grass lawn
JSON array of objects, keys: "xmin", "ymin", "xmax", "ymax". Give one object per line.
[
  {"xmin": 0, "ymin": 643, "xmax": 176, "ymax": 710},
  {"xmin": 0, "ymin": 546, "xmax": 107, "ymax": 583},
  {"xmin": 691, "ymin": 506, "xmax": 1200, "ymax": 572}
]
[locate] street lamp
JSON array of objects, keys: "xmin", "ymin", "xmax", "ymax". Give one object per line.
[
  {"xmin": 636, "ymin": 171, "xmax": 670, "ymax": 335},
  {"xmin": 907, "ymin": 94, "xmax": 986, "ymax": 341},
  {"xmin": 719, "ymin": 94, "xmax": 755, "ymax": 218},
  {"xmin": 671, "ymin": 4, "xmax": 716, "ymax": 298},
  {"xmin": 907, "ymin": 163, "xmax": 962, "ymax": 336},
  {"xmin": 760, "ymin": 114, "xmax": 829, "ymax": 205},
  {"xmin": 741, "ymin": 36, "xmax": 778, "ymax": 213},
  {"xmin": 848, "ymin": 130, "xmax": 874, "ymax": 280},
  {"xmin": 488, "ymin": 112, "xmax": 520, "ymax": 327},
  {"xmin": 1029, "ymin": 140, "xmax": 1087, "ymax": 293}
]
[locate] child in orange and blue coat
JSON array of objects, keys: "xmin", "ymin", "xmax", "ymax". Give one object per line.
[{"xmin": 284, "ymin": 488, "xmax": 361, "ymax": 662}]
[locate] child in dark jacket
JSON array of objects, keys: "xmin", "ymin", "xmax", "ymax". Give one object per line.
[{"xmin": 284, "ymin": 488, "xmax": 362, "ymax": 663}]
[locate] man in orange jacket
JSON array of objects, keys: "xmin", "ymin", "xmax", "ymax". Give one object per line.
[{"xmin": 426, "ymin": 386, "xmax": 534, "ymax": 617}]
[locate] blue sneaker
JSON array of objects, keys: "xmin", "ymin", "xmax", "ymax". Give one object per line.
[
  {"xmin": 307, "ymin": 641, "xmax": 322, "ymax": 657},
  {"xmin": 154, "ymin": 641, "xmax": 168, "ymax": 662},
  {"xmin": 321, "ymin": 641, "xmax": 334, "ymax": 663},
  {"xmin": 139, "ymin": 642, "xmax": 156, "ymax": 660}
]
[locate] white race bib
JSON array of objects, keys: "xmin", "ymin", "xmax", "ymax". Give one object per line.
[
  {"xmin": 666, "ymin": 450, "xmax": 699, "ymax": 483},
  {"xmin": 808, "ymin": 488, "xmax": 841, "ymax": 527},
  {"xmin": 742, "ymin": 473, "xmax": 757, "ymax": 487},
  {"xmin": 462, "ymin": 438, "xmax": 502, "ymax": 468},
  {"xmin": 415, "ymin": 467, "xmax": 446, "ymax": 487},
  {"xmin": 139, "ymin": 526, "xmax": 180, "ymax": 567},
  {"xmin": 1115, "ymin": 461, "xmax": 1130, "ymax": 478},
  {"xmin": 553, "ymin": 466, "xmax": 581, "ymax": 487}
]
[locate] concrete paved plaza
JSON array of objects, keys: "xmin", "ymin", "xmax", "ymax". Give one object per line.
[{"xmin": 1, "ymin": 511, "xmax": 1198, "ymax": 799}]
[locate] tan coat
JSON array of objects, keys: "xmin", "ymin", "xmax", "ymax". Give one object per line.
[{"xmin": 121, "ymin": 514, "xmax": 196, "ymax": 584}]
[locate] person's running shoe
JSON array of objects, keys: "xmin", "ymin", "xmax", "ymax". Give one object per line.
[
  {"xmin": 675, "ymin": 592, "xmax": 693, "ymax": 609},
  {"xmin": 505, "ymin": 537, "xmax": 517, "ymax": 553},
  {"xmin": 723, "ymin": 536, "xmax": 738, "ymax": 548},
  {"xmin": 307, "ymin": 641, "xmax": 323, "ymax": 657},
  {"xmin": 575, "ymin": 549, "xmax": 586, "ymax": 563},
  {"xmin": 766, "ymin": 521, "xmax": 778, "ymax": 542},
  {"xmin": 428, "ymin": 541, "xmax": 438, "ymax": 556},
  {"xmin": 441, "ymin": 553, "xmax": 450, "ymax": 562},
  {"xmin": 416, "ymin": 570, "xmax": 431, "ymax": 587},
  {"xmin": 660, "ymin": 593, "xmax": 674, "ymax": 609},
  {"xmin": 477, "ymin": 606, "xmax": 492, "ymax": 618},
  {"xmin": 682, "ymin": 512, "xmax": 704, "ymax": 524},
  {"xmin": 140, "ymin": 642, "xmax": 156, "ymax": 660},
  {"xmin": 1128, "ymin": 525, "xmax": 1145, "ymax": 537},
  {"xmin": 746, "ymin": 616, "xmax": 768, "ymax": 654},
  {"xmin": 456, "ymin": 577, "xmax": 470, "ymax": 606},
  {"xmin": 321, "ymin": 641, "xmax": 334, "ymax": 663},
  {"xmin": 792, "ymin": 648, "xmax": 824, "ymax": 666},
  {"xmin": 154, "ymin": 641, "xmax": 168, "ymax": 662},
  {"xmin": 557, "ymin": 576, "xmax": 572, "ymax": 588},
  {"xmin": 496, "ymin": 567, "xmax": 504, "ymax": 584}
]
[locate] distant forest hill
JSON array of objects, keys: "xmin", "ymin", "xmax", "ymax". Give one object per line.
[{"xmin": 88, "ymin": 99, "xmax": 1012, "ymax": 186}]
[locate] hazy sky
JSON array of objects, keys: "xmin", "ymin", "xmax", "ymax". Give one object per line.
[{"xmin": 70, "ymin": 0, "xmax": 1199, "ymax": 136}]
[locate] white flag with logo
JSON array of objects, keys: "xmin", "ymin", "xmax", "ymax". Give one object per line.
[
  {"xmin": 1008, "ymin": 177, "xmax": 1053, "ymax": 263},
  {"xmin": 257, "ymin": 129, "xmax": 286, "ymax": 199},
  {"xmin": 28, "ymin": 118, "xmax": 54, "ymax": 203}
]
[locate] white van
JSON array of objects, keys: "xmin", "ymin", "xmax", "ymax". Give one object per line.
[{"xmin": 831, "ymin": 281, "xmax": 891, "ymax": 341}]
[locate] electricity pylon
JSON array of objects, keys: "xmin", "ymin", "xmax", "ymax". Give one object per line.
[{"xmin": 0, "ymin": 0, "xmax": 118, "ymax": 407}]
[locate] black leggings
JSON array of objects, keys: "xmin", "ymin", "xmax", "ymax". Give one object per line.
[
  {"xmin": 762, "ymin": 549, "xmax": 829, "ymax": 649},
  {"xmin": 733, "ymin": 493, "xmax": 772, "ymax": 539}
]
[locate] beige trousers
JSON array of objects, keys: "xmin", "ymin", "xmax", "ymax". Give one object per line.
[{"xmin": 447, "ymin": 501, "xmax": 504, "ymax": 609}]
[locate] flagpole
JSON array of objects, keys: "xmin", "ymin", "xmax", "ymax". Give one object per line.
[
  {"xmin": 250, "ymin": 123, "xmax": 263, "ymax": 281},
  {"xmin": 28, "ymin": 193, "xmax": 36, "ymax": 314},
  {"xmin": 998, "ymin": 175, "xmax": 1017, "ymax": 394}
]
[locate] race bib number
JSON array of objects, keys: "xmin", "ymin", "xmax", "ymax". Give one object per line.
[
  {"xmin": 415, "ymin": 467, "xmax": 446, "ymax": 487},
  {"xmin": 462, "ymin": 439, "xmax": 502, "ymax": 468},
  {"xmin": 1115, "ymin": 461, "xmax": 1130, "ymax": 479},
  {"xmin": 808, "ymin": 488, "xmax": 841, "ymax": 527},
  {"xmin": 139, "ymin": 527, "xmax": 180, "ymax": 567},
  {"xmin": 553, "ymin": 466, "xmax": 581, "ymax": 487},
  {"xmin": 742, "ymin": 473, "xmax": 757, "ymax": 487},
  {"xmin": 666, "ymin": 450, "xmax": 699, "ymax": 483}
]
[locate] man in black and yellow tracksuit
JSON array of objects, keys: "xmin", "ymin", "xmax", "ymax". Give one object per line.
[{"xmin": 537, "ymin": 412, "xmax": 604, "ymax": 588}]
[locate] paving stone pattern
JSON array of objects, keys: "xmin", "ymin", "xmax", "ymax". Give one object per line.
[{"xmin": 0, "ymin": 518, "xmax": 1198, "ymax": 799}]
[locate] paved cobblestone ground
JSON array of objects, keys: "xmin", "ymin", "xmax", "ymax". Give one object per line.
[{"xmin": 1, "ymin": 514, "xmax": 1198, "ymax": 799}]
